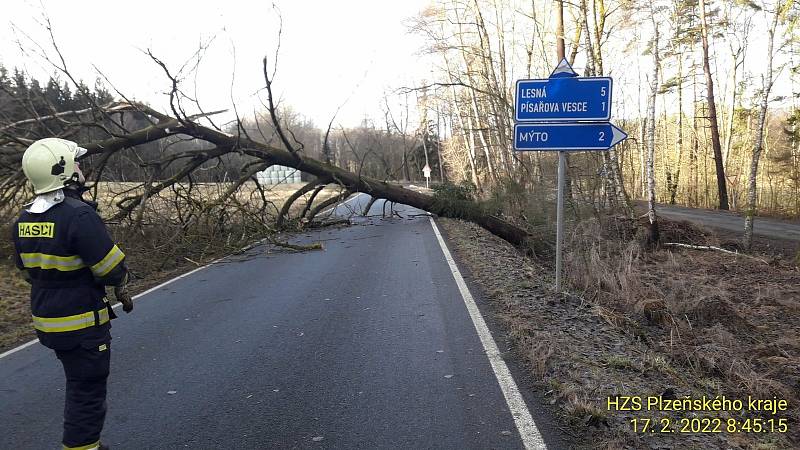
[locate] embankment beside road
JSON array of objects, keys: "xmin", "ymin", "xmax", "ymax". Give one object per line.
[{"xmin": 439, "ymin": 217, "xmax": 799, "ymax": 450}]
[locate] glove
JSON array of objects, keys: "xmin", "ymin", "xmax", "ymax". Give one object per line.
[
  {"xmin": 115, "ymin": 284, "xmax": 133, "ymax": 313},
  {"xmin": 114, "ymin": 272, "xmax": 133, "ymax": 313},
  {"xmin": 18, "ymin": 269, "xmax": 32, "ymax": 285}
]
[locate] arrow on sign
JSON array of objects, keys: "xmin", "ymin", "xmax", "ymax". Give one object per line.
[{"xmin": 513, "ymin": 123, "xmax": 628, "ymax": 151}]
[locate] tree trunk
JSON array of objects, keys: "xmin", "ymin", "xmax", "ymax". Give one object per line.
[
  {"xmin": 646, "ymin": 18, "xmax": 660, "ymax": 245},
  {"xmin": 580, "ymin": 0, "xmax": 597, "ymax": 77},
  {"xmin": 444, "ymin": 59, "xmax": 480, "ymax": 190},
  {"xmin": 699, "ymin": 0, "xmax": 730, "ymax": 210},
  {"xmin": 671, "ymin": 56, "xmax": 684, "ymax": 205},
  {"xmin": 640, "ymin": 117, "xmax": 647, "ymax": 198},
  {"xmin": 591, "ymin": 0, "xmax": 606, "ymax": 76},
  {"xmin": 435, "ymin": 104, "xmax": 445, "ymax": 182},
  {"xmin": 691, "ymin": 59, "xmax": 700, "ymax": 207},
  {"xmin": 454, "ymin": 6, "xmax": 497, "ymax": 186},
  {"xmin": 402, "ymin": 149, "xmax": 411, "ymax": 181},
  {"xmin": 723, "ymin": 50, "xmax": 740, "ymax": 171},
  {"xmin": 468, "ymin": 90, "xmax": 497, "ymax": 185},
  {"xmin": 555, "ymin": 0, "xmax": 575, "ymax": 206},
  {"xmin": 477, "ymin": 0, "xmax": 514, "ymax": 179},
  {"xmin": 744, "ymin": 8, "xmax": 779, "ymax": 250}
]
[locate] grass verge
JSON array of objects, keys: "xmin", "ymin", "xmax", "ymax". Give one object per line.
[{"xmin": 439, "ymin": 216, "xmax": 798, "ymax": 450}]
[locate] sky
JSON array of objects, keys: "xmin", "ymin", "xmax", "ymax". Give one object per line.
[
  {"xmin": 1, "ymin": 0, "xmax": 434, "ymax": 128},
  {"xmin": 3, "ymin": 0, "xmax": 795, "ymax": 133}
]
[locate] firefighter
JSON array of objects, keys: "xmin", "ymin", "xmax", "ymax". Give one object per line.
[{"xmin": 11, "ymin": 138, "xmax": 132, "ymax": 450}]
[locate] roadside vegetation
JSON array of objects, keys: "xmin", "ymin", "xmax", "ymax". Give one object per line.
[
  {"xmin": 441, "ymin": 212, "xmax": 799, "ymax": 449},
  {"xmin": 429, "ymin": 176, "xmax": 799, "ymax": 449}
]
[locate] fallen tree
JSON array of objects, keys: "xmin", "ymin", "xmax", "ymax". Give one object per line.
[
  {"xmin": 1, "ymin": 99, "xmax": 530, "ymax": 246},
  {"xmin": 106, "ymin": 103, "xmax": 530, "ymax": 245},
  {"xmin": 0, "ymin": 40, "xmax": 529, "ymax": 247}
]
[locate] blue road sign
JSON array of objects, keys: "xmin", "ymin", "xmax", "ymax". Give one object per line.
[
  {"xmin": 513, "ymin": 123, "xmax": 628, "ymax": 151},
  {"xmin": 515, "ymin": 77, "xmax": 613, "ymax": 122}
]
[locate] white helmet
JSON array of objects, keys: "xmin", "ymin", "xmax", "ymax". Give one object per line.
[{"xmin": 21, "ymin": 138, "xmax": 88, "ymax": 195}]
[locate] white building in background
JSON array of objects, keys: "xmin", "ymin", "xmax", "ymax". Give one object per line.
[{"xmin": 256, "ymin": 165, "xmax": 304, "ymax": 185}]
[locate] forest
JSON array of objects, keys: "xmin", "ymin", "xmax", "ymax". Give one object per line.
[
  {"xmin": 406, "ymin": 0, "xmax": 799, "ymax": 245},
  {"xmin": 1, "ymin": 0, "xmax": 798, "ymax": 238}
]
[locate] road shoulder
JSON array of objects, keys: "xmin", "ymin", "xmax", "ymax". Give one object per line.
[{"xmin": 434, "ymin": 217, "xmax": 579, "ymax": 450}]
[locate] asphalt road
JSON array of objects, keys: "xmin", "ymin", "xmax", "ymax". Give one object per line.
[
  {"xmin": 0, "ymin": 194, "xmax": 561, "ymax": 449},
  {"xmin": 655, "ymin": 204, "xmax": 800, "ymax": 241}
]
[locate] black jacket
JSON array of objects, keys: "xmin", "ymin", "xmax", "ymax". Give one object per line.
[{"xmin": 11, "ymin": 189, "xmax": 127, "ymax": 350}]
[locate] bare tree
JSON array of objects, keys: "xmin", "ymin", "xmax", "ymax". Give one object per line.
[
  {"xmin": 743, "ymin": 0, "xmax": 789, "ymax": 249},
  {"xmin": 645, "ymin": 1, "xmax": 664, "ymax": 245},
  {"xmin": 699, "ymin": 0, "xmax": 730, "ymax": 210}
]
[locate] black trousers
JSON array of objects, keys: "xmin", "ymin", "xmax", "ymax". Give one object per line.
[{"xmin": 55, "ymin": 341, "xmax": 111, "ymax": 449}]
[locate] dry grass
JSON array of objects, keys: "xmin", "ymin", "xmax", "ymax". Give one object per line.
[
  {"xmin": 0, "ymin": 265, "xmax": 33, "ymax": 350},
  {"xmin": 84, "ymin": 181, "xmax": 343, "ymax": 223},
  {"xmin": 566, "ymin": 217, "xmax": 800, "ymax": 448},
  {"xmin": 440, "ymin": 216, "xmax": 798, "ymax": 449},
  {"xmin": 564, "ymin": 395, "xmax": 609, "ymax": 428}
]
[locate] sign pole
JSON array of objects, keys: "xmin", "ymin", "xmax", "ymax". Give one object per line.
[
  {"xmin": 512, "ymin": 0, "xmax": 626, "ymax": 292},
  {"xmin": 556, "ymin": 152, "xmax": 565, "ymax": 292},
  {"xmin": 555, "ymin": 0, "xmax": 565, "ymax": 293}
]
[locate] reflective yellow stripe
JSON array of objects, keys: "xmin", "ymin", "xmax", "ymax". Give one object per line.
[
  {"xmin": 63, "ymin": 440, "xmax": 100, "ymax": 450},
  {"xmin": 91, "ymin": 245, "xmax": 125, "ymax": 277},
  {"xmin": 20, "ymin": 253, "xmax": 85, "ymax": 272},
  {"xmin": 32, "ymin": 308, "xmax": 109, "ymax": 333}
]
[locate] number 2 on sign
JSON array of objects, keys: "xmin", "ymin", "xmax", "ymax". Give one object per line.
[{"xmin": 598, "ymin": 132, "xmax": 605, "ymax": 141}]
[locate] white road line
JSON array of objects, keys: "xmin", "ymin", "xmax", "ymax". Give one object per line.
[
  {"xmin": 0, "ymin": 339, "xmax": 38, "ymax": 359},
  {"xmin": 0, "ymin": 260, "xmax": 221, "ymax": 360},
  {"xmin": 1, "ymin": 192, "xmax": 367, "ymax": 361},
  {"xmin": 429, "ymin": 217, "xmax": 547, "ymax": 450}
]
